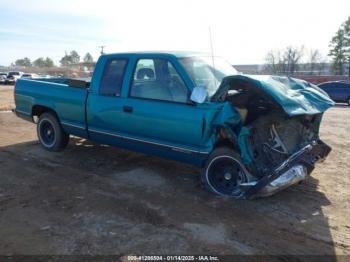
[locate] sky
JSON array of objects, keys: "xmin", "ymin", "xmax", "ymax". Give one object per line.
[{"xmin": 0, "ymin": 0, "xmax": 349, "ymax": 66}]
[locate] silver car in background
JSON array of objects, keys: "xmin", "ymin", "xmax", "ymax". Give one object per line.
[
  {"xmin": 6, "ymin": 71, "xmax": 24, "ymax": 84},
  {"xmin": 0, "ymin": 72, "xmax": 8, "ymax": 84},
  {"xmin": 21, "ymin": 73, "xmax": 40, "ymax": 79}
]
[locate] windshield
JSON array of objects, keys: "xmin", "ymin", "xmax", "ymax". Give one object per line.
[{"xmin": 179, "ymin": 56, "xmax": 238, "ymax": 97}]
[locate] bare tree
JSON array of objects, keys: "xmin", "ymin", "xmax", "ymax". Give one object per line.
[
  {"xmin": 282, "ymin": 46, "xmax": 304, "ymax": 76},
  {"xmin": 265, "ymin": 46, "xmax": 304, "ymax": 75},
  {"xmin": 264, "ymin": 50, "xmax": 283, "ymax": 74},
  {"xmin": 309, "ymin": 49, "xmax": 321, "ymax": 74},
  {"xmin": 306, "ymin": 49, "xmax": 327, "ymax": 75}
]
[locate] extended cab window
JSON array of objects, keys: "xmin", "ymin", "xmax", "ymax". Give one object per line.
[
  {"xmin": 100, "ymin": 59, "xmax": 128, "ymax": 96},
  {"xmin": 130, "ymin": 59, "xmax": 189, "ymax": 103}
]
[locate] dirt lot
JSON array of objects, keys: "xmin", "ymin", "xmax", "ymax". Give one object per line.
[
  {"xmin": 0, "ymin": 85, "xmax": 14, "ymax": 111},
  {"xmin": 0, "ymin": 84, "xmax": 350, "ymax": 256}
]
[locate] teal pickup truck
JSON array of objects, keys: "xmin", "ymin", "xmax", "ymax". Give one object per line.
[{"xmin": 14, "ymin": 52, "xmax": 334, "ymax": 199}]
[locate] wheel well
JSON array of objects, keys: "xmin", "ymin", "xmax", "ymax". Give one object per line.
[
  {"xmin": 214, "ymin": 138, "xmax": 238, "ymax": 151},
  {"xmin": 214, "ymin": 127, "xmax": 240, "ymax": 151},
  {"xmin": 32, "ymin": 105, "xmax": 57, "ymax": 118}
]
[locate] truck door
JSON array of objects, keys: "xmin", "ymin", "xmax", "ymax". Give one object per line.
[{"xmin": 119, "ymin": 58, "xmax": 208, "ymax": 153}]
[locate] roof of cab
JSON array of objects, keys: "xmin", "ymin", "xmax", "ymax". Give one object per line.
[{"xmin": 103, "ymin": 51, "xmax": 210, "ymax": 58}]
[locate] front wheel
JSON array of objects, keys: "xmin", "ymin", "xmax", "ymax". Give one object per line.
[
  {"xmin": 201, "ymin": 147, "xmax": 249, "ymax": 198},
  {"xmin": 37, "ymin": 112, "xmax": 69, "ymax": 152}
]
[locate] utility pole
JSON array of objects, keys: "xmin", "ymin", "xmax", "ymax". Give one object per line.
[{"xmin": 99, "ymin": 46, "xmax": 106, "ymax": 55}]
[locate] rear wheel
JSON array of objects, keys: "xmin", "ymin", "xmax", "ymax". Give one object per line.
[
  {"xmin": 201, "ymin": 147, "xmax": 249, "ymax": 198},
  {"xmin": 37, "ymin": 112, "xmax": 69, "ymax": 151},
  {"xmin": 348, "ymin": 97, "xmax": 350, "ymax": 106}
]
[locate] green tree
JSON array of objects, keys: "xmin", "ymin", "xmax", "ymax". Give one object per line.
[
  {"xmin": 59, "ymin": 50, "xmax": 80, "ymax": 66},
  {"xmin": 60, "ymin": 53, "xmax": 71, "ymax": 66},
  {"xmin": 329, "ymin": 17, "xmax": 350, "ymax": 76},
  {"xmin": 32, "ymin": 57, "xmax": 54, "ymax": 68},
  {"xmin": 44, "ymin": 57, "xmax": 54, "ymax": 67},
  {"xmin": 329, "ymin": 29, "xmax": 347, "ymax": 75},
  {"xmin": 70, "ymin": 50, "xmax": 80, "ymax": 64},
  {"xmin": 344, "ymin": 17, "xmax": 350, "ymax": 76},
  {"xmin": 83, "ymin": 52, "xmax": 94, "ymax": 63},
  {"xmin": 33, "ymin": 57, "xmax": 46, "ymax": 68},
  {"xmin": 14, "ymin": 57, "xmax": 32, "ymax": 67}
]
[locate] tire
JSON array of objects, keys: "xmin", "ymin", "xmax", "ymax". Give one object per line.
[
  {"xmin": 201, "ymin": 147, "xmax": 249, "ymax": 198},
  {"xmin": 37, "ymin": 112, "xmax": 69, "ymax": 152},
  {"xmin": 348, "ymin": 97, "xmax": 350, "ymax": 106}
]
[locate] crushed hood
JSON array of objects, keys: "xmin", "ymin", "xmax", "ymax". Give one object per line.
[{"xmin": 212, "ymin": 75, "xmax": 335, "ymax": 116}]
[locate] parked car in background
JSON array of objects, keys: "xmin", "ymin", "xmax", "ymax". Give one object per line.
[
  {"xmin": 0, "ymin": 72, "xmax": 8, "ymax": 84},
  {"xmin": 318, "ymin": 81, "xmax": 350, "ymax": 105},
  {"xmin": 21, "ymin": 73, "xmax": 40, "ymax": 79},
  {"xmin": 38, "ymin": 74, "xmax": 52, "ymax": 79},
  {"xmin": 6, "ymin": 71, "xmax": 24, "ymax": 85},
  {"xmin": 14, "ymin": 52, "xmax": 334, "ymax": 199}
]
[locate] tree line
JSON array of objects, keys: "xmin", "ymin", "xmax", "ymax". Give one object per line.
[
  {"xmin": 265, "ymin": 16, "xmax": 350, "ymax": 76},
  {"xmin": 12, "ymin": 51, "xmax": 94, "ymax": 68},
  {"xmin": 264, "ymin": 46, "xmax": 328, "ymax": 76}
]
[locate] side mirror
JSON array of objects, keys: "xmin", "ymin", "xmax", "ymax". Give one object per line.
[{"xmin": 190, "ymin": 86, "xmax": 208, "ymax": 104}]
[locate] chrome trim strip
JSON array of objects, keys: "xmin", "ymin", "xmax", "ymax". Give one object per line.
[
  {"xmin": 89, "ymin": 128, "xmax": 209, "ymax": 155},
  {"xmin": 61, "ymin": 121, "xmax": 86, "ymax": 130},
  {"xmin": 23, "ymin": 79, "xmax": 67, "ymax": 87},
  {"xmin": 15, "ymin": 109, "xmax": 31, "ymax": 116}
]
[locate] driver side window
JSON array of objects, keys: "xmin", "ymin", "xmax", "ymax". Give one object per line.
[{"xmin": 130, "ymin": 59, "xmax": 189, "ymax": 103}]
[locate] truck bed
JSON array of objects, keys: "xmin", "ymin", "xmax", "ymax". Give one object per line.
[{"xmin": 15, "ymin": 78, "xmax": 89, "ymax": 137}]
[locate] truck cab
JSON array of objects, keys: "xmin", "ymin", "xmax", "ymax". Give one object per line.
[{"xmin": 86, "ymin": 52, "xmax": 221, "ymax": 163}]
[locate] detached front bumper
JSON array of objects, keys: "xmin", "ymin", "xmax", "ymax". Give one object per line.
[{"xmin": 239, "ymin": 140, "xmax": 331, "ymax": 199}]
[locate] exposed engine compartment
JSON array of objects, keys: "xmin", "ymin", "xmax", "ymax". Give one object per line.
[
  {"xmin": 222, "ymin": 79, "xmax": 281, "ymax": 124},
  {"xmin": 222, "ymin": 79, "xmax": 323, "ymax": 178},
  {"xmin": 247, "ymin": 113, "xmax": 322, "ymax": 177}
]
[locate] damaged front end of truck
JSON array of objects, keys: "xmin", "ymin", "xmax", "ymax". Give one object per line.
[{"xmin": 210, "ymin": 75, "xmax": 334, "ymax": 199}]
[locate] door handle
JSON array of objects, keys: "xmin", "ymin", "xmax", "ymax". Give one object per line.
[{"xmin": 123, "ymin": 105, "xmax": 133, "ymax": 113}]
